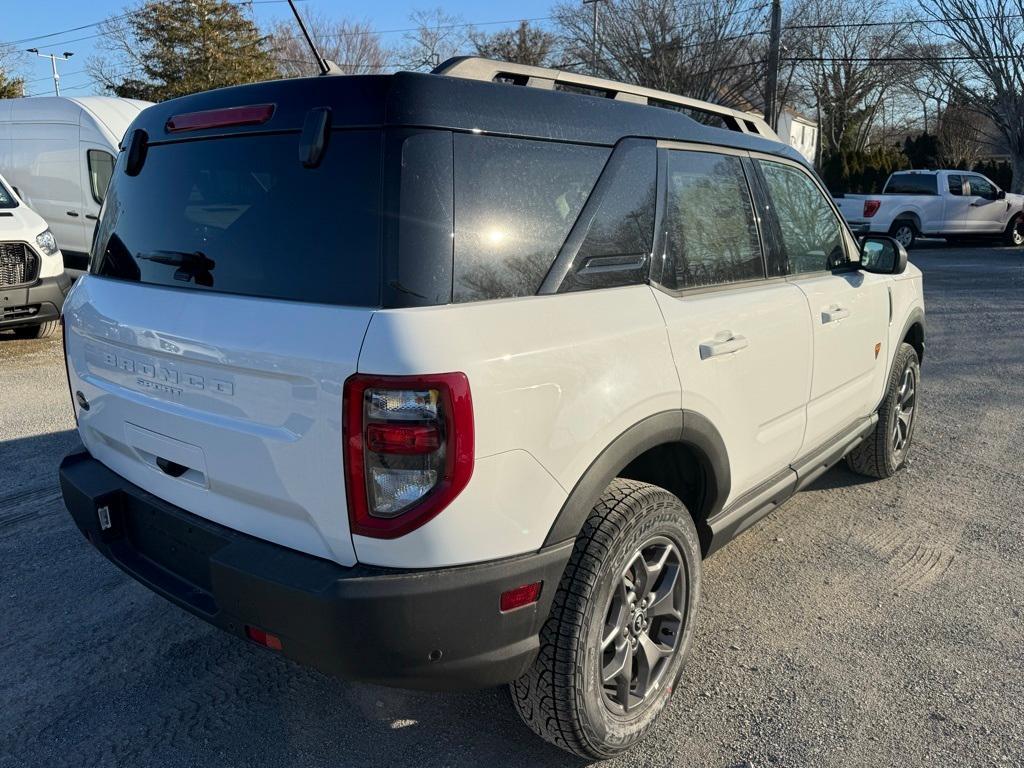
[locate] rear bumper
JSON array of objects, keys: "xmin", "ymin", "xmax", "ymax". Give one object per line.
[
  {"xmin": 0, "ymin": 272, "xmax": 71, "ymax": 329},
  {"xmin": 59, "ymin": 451, "xmax": 572, "ymax": 690}
]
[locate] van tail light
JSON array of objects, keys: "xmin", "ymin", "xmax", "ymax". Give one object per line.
[
  {"xmin": 343, "ymin": 373, "xmax": 473, "ymax": 539},
  {"xmin": 863, "ymin": 199, "xmax": 881, "ymax": 218}
]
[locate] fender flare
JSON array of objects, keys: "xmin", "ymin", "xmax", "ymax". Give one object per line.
[
  {"xmin": 541, "ymin": 410, "xmax": 731, "ymax": 547},
  {"xmin": 895, "ymin": 306, "xmax": 926, "ymax": 367}
]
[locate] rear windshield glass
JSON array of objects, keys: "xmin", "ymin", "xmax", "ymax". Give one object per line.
[
  {"xmin": 91, "ymin": 131, "xmax": 382, "ymax": 306},
  {"xmin": 0, "ymin": 180, "xmax": 17, "ymax": 209},
  {"xmin": 884, "ymin": 173, "xmax": 938, "ymax": 195}
]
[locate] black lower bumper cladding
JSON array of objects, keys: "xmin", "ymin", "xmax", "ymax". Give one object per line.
[
  {"xmin": 0, "ymin": 273, "xmax": 71, "ymax": 328},
  {"xmin": 59, "ymin": 451, "xmax": 572, "ymax": 690}
]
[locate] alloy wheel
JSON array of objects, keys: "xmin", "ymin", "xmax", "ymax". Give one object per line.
[
  {"xmin": 892, "ymin": 363, "xmax": 917, "ymax": 456},
  {"xmin": 1012, "ymin": 221, "xmax": 1024, "ymax": 246},
  {"xmin": 894, "ymin": 225, "xmax": 914, "ymax": 248},
  {"xmin": 600, "ymin": 536, "xmax": 686, "ymax": 714}
]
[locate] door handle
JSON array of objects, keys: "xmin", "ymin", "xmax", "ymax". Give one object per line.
[
  {"xmin": 822, "ymin": 305, "xmax": 850, "ymax": 323},
  {"xmin": 85, "ymin": 214, "xmax": 98, "ymax": 221},
  {"xmin": 700, "ymin": 333, "xmax": 749, "ymax": 360},
  {"xmin": 66, "ymin": 210, "xmax": 80, "ymax": 217},
  {"xmin": 970, "ymin": 200, "xmax": 989, "ymax": 207}
]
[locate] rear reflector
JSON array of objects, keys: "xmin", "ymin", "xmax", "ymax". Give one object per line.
[
  {"xmin": 500, "ymin": 582, "xmax": 543, "ymax": 612},
  {"xmin": 166, "ymin": 104, "xmax": 275, "ymax": 133},
  {"xmin": 863, "ymin": 199, "xmax": 881, "ymax": 218},
  {"xmin": 365, "ymin": 423, "xmax": 441, "ymax": 455},
  {"xmin": 245, "ymin": 625, "xmax": 283, "ymax": 651}
]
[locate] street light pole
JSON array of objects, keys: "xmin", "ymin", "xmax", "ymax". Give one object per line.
[
  {"xmin": 27, "ymin": 49, "xmax": 74, "ymax": 96},
  {"xmin": 583, "ymin": 0, "xmax": 602, "ymax": 74}
]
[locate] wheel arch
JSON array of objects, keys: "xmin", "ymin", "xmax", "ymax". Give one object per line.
[
  {"xmin": 900, "ymin": 308, "xmax": 925, "ymax": 366},
  {"xmin": 890, "ymin": 212, "xmax": 922, "ymax": 232},
  {"xmin": 541, "ymin": 410, "xmax": 730, "ymax": 556}
]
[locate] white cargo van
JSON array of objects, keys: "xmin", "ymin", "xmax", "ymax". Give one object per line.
[{"xmin": 0, "ymin": 96, "xmax": 151, "ymax": 276}]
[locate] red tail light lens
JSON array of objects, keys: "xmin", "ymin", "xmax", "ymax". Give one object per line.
[
  {"xmin": 343, "ymin": 373, "xmax": 474, "ymax": 539},
  {"xmin": 166, "ymin": 104, "xmax": 275, "ymax": 133},
  {"xmin": 245, "ymin": 625, "xmax": 283, "ymax": 651},
  {"xmin": 863, "ymin": 199, "xmax": 881, "ymax": 217}
]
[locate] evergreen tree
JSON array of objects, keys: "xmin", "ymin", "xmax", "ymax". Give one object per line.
[
  {"xmin": 0, "ymin": 71, "xmax": 24, "ymax": 99},
  {"xmin": 90, "ymin": 0, "xmax": 276, "ymax": 102}
]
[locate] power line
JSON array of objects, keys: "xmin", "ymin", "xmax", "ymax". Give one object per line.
[{"xmin": 783, "ymin": 11, "xmax": 1024, "ymax": 30}]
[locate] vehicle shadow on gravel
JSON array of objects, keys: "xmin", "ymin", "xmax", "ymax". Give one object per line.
[{"xmin": 0, "ymin": 429, "xmax": 589, "ymax": 768}]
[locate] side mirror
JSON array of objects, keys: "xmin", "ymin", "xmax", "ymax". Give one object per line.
[
  {"xmin": 860, "ymin": 235, "xmax": 908, "ymax": 275},
  {"xmin": 997, "ymin": 189, "xmax": 1006, "ymax": 200}
]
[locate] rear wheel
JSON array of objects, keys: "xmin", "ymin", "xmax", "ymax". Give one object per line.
[
  {"xmin": 1004, "ymin": 215, "xmax": 1024, "ymax": 247},
  {"xmin": 12, "ymin": 320, "xmax": 60, "ymax": 339},
  {"xmin": 511, "ymin": 479, "xmax": 701, "ymax": 759},
  {"xmin": 890, "ymin": 220, "xmax": 917, "ymax": 249},
  {"xmin": 847, "ymin": 342, "xmax": 920, "ymax": 478}
]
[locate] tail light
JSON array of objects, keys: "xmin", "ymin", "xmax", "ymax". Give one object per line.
[
  {"xmin": 863, "ymin": 199, "xmax": 881, "ymax": 217},
  {"xmin": 343, "ymin": 373, "xmax": 473, "ymax": 539}
]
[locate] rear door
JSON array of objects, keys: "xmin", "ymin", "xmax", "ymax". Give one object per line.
[
  {"xmin": 942, "ymin": 173, "xmax": 972, "ymax": 233},
  {"xmin": 653, "ymin": 145, "xmax": 812, "ymax": 502},
  {"xmin": 64, "ymin": 128, "xmax": 385, "ymax": 566},
  {"xmin": 754, "ymin": 156, "xmax": 890, "ymax": 453}
]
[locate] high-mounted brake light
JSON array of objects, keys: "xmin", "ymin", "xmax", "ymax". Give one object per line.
[
  {"xmin": 166, "ymin": 104, "xmax": 275, "ymax": 133},
  {"xmin": 863, "ymin": 199, "xmax": 881, "ymax": 218},
  {"xmin": 344, "ymin": 373, "xmax": 473, "ymax": 539}
]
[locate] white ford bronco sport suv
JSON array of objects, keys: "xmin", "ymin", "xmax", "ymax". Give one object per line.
[{"xmin": 59, "ymin": 59, "xmax": 925, "ymax": 759}]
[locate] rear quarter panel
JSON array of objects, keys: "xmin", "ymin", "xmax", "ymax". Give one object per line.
[{"xmin": 355, "ymin": 285, "xmax": 681, "ymax": 568}]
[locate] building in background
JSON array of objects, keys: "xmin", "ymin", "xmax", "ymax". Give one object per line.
[{"xmin": 777, "ymin": 108, "xmax": 818, "ymax": 164}]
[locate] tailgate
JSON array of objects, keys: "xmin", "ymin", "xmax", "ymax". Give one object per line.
[{"xmin": 64, "ymin": 277, "xmax": 370, "ymax": 566}]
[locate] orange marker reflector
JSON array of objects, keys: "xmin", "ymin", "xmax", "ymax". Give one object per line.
[{"xmin": 875, "ymin": 342, "xmax": 882, "ymax": 358}]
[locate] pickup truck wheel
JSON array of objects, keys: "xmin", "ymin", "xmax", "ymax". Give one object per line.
[
  {"xmin": 846, "ymin": 342, "xmax": 920, "ymax": 479},
  {"xmin": 12, "ymin": 320, "xmax": 60, "ymax": 339},
  {"xmin": 890, "ymin": 220, "xmax": 917, "ymax": 249},
  {"xmin": 510, "ymin": 479, "xmax": 701, "ymax": 759},
  {"xmin": 1004, "ymin": 215, "xmax": 1024, "ymax": 247}
]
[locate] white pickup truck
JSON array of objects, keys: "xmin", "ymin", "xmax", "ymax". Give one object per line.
[{"xmin": 836, "ymin": 169, "xmax": 1024, "ymax": 249}]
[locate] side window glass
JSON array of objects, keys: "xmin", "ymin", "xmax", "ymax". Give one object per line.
[
  {"xmin": 87, "ymin": 149, "xmax": 115, "ymax": 204},
  {"xmin": 758, "ymin": 160, "xmax": 846, "ymax": 274},
  {"xmin": 558, "ymin": 141, "xmax": 656, "ymax": 292},
  {"xmin": 452, "ymin": 134, "xmax": 608, "ymax": 303},
  {"xmin": 968, "ymin": 175, "xmax": 995, "ymax": 199},
  {"xmin": 948, "ymin": 174, "xmax": 964, "ymax": 196},
  {"xmin": 663, "ymin": 150, "xmax": 764, "ymax": 290}
]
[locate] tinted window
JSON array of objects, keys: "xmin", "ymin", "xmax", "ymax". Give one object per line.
[
  {"xmin": 885, "ymin": 173, "xmax": 938, "ymax": 195},
  {"xmin": 968, "ymin": 175, "xmax": 996, "ymax": 198},
  {"xmin": 87, "ymin": 149, "xmax": 115, "ymax": 204},
  {"xmin": 0, "ymin": 179, "xmax": 16, "ymax": 209},
  {"xmin": 92, "ymin": 131, "xmax": 382, "ymax": 306},
  {"xmin": 453, "ymin": 134, "xmax": 608, "ymax": 302},
  {"xmin": 758, "ymin": 160, "xmax": 846, "ymax": 274},
  {"xmin": 663, "ymin": 150, "xmax": 763, "ymax": 290},
  {"xmin": 948, "ymin": 174, "xmax": 964, "ymax": 196}
]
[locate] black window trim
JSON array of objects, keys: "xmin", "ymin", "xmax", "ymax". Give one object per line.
[
  {"xmin": 649, "ymin": 142, "xmax": 772, "ymax": 297},
  {"xmin": 539, "ymin": 137, "xmax": 657, "ymax": 295},
  {"xmin": 86, "ymin": 148, "xmax": 116, "ymax": 205}
]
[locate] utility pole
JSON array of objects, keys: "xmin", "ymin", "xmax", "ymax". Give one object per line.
[
  {"xmin": 583, "ymin": 0, "xmax": 601, "ymax": 74},
  {"xmin": 764, "ymin": 0, "xmax": 782, "ymax": 131},
  {"xmin": 27, "ymin": 48, "xmax": 73, "ymax": 96}
]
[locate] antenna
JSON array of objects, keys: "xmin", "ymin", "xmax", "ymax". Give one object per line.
[{"xmin": 286, "ymin": 0, "xmax": 340, "ymax": 76}]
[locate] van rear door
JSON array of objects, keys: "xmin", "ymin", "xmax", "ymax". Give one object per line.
[{"xmin": 64, "ymin": 127, "xmax": 384, "ymax": 566}]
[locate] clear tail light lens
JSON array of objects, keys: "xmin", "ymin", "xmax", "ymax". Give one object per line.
[{"xmin": 343, "ymin": 373, "xmax": 473, "ymax": 538}]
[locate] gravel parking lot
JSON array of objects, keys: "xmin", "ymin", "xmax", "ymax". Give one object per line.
[{"xmin": 2, "ymin": 243, "xmax": 1023, "ymax": 768}]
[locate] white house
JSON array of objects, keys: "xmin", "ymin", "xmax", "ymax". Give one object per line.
[{"xmin": 777, "ymin": 108, "xmax": 818, "ymax": 164}]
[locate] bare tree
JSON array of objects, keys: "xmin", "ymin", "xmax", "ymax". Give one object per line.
[
  {"xmin": 0, "ymin": 45, "xmax": 25, "ymax": 98},
  {"xmin": 470, "ymin": 20, "xmax": 559, "ymax": 66},
  {"xmin": 790, "ymin": 0, "xmax": 914, "ymax": 159},
  {"xmin": 936, "ymin": 99, "xmax": 986, "ymax": 167},
  {"xmin": 919, "ymin": 0, "xmax": 1024, "ymax": 192},
  {"xmin": 267, "ymin": 14, "xmax": 390, "ymax": 77},
  {"xmin": 552, "ymin": 0, "xmax": 771, "ymax": 109},
  {"xmin": 397, "ymin": 8, "xmax": 469, "ymax": 71}
]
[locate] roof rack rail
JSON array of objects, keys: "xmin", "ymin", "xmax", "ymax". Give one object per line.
[{"xmin": 433, "ymin": 57, "xmax": 779, "ymax": 142}]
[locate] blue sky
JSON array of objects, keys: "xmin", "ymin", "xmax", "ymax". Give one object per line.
[{"xmin": 6, "ymin": 0, "xmax": 555, "ymax": 96}]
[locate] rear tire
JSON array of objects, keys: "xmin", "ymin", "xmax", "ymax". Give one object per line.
[
  {"xmin": 1003, "ymin": 215, "xmax": 1024, "ymax": 247},
  {"xmin": 890, "ymin": 220, "xmax": 917, "ymax": 249},
  {"xmin": 12, "ymin": 320, "xmax": 60, "ymax": 339},
  {"xmin": 847, "ymin": 342, "xmax": 920, "ymax": 479},
  {"xmin": 510, "ymin": 479, "xmax": 702, "ymax": 759}
]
